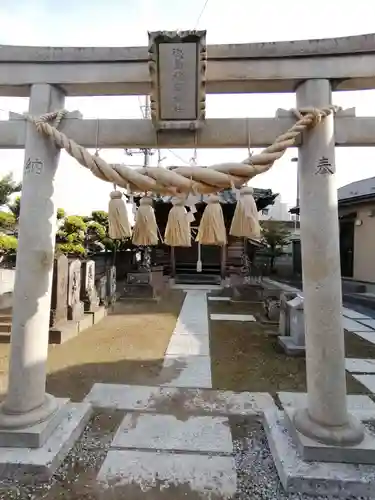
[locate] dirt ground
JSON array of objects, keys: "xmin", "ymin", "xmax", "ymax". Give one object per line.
[
  {"xmin": 0, "ymin": 289, "xmax": 185, "ymax": 402},
  {"xmin": 207, "ymin": 294, "xmax": 370, "ymax": 396},
  {"xmin": 0, "ymin": 286, "xmax": 374, "ymax": 499},
  {"xmin": 0, "ymin": 287, "xmax": 371, "ymax": 402}
]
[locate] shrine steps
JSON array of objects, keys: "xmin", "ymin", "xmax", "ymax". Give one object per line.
[
  {"xmin": 0, "ymin": 306, "xmax": 107, "ymax": 344},
  {"xmin": 175, "ymin": 273, "xmax": 222, "ymax": 285}
]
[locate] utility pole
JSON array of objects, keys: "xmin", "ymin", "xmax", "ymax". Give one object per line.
[{"xmin": 125, "ymin": 95, "xmax": 154, "ymax": 166}]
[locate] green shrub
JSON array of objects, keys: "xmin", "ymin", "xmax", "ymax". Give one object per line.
[
  {"xmin": 0, "ymin": 211, "xmax": 16, "ymax": 230},
  {"xmin": 56, "ymin": 242, "xmax": 86, "ymax": 257},
  {"xmin": 0, "ymin": 234, "xmax": 18, "ymax": 254}
]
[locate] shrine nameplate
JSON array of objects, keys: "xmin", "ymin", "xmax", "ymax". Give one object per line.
[{"xmin": 148, "ymin": 30, "xmax": 207, "ymax": 131}]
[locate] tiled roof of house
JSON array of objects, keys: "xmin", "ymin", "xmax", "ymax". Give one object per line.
[
  {"xmin": 338, "ymin": 177, "xmax": 375, "ymax": 201},
  {"xmin": 290, "ymin": 176, "xmax": 375, "ymax": 214}
]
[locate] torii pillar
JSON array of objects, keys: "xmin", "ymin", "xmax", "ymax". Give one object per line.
[
  {"xmin": 0, "ymin": 84, "xmax": 90, "ymax": 460},
  {"xmin": 291, "ymin": 79, "xmax": 365, "ymax": 448}
]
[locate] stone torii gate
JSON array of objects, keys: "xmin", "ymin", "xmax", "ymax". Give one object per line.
[{"xmin": 0, "ymin": 31, "xmax": 375, "ymax": 495}]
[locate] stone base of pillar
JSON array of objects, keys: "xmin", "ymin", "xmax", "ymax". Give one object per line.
[
  {"xmin": 0, "ymin": 401, "xmax": 92, "ymax": 482},
  {"xmin": 0, "ymin": 396, "xmax": 67, "ymax": 448},
  {"xmin": 292, "ymin": 406, "xmax": 365, "ymax": 451},
  {"xmin": 265, "ymin": 393, "xmax": 375, "ymax": 497},
  {"xmin": 278, "ymin": 336, "xmax": 305, "ymax": 357}
]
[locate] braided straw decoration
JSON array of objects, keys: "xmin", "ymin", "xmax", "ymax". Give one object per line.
[{"xmin": 26, "ymin": 106, "xmax": 340, "ymax": 195}]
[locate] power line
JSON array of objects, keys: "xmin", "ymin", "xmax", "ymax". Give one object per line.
[
  {"xmin": 168, "ymin": 149, "xmax": 190, "ymax": 165},
  {"xmin": 194, "ymin": 0, "xmax": 209, "ymax": 29}
]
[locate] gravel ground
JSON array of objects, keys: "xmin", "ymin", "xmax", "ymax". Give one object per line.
[
  {"xmin": 231, "ymin": 417, "xmax": 373, "ymax": 500},
  {"xmin": 0, "ymin": 414, "xmax": 373, "ymax": 500},
  {"xmin": 0, "ymin": 410, "xmax": 124, "ymax": 500}
]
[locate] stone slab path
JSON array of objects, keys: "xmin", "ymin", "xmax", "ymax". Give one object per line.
[
  {"xmin": 83, "ymin": 285, "xmax": 278, "ymax": 497},
  {"xmin": 111, "ymin": 413, "xmax": 233, "ymax": 453},
  {"xmin": 85, "ymin": 383, "xmax": 275, "ymax": 496},
  {"xmin": 342, "ymin": 305, "xmax": 375, "ymax": 395},
  {"xmin": 159, "ymin": 289, "xmax": 212, "ymax": 389},
  {"xmin": 97, "ymin": 450, "xmax": 237, "ymax": 497},
  {"xmin": 210, "ymin": 313, "xmax": 256, "ymax": 322},
  {"xmin": 84, "ymin": 383, "xmax": 274, "ymax": 416},
  {"xmin": 208, "ymin": 296, "xmax": 231, "ymax": 302}
]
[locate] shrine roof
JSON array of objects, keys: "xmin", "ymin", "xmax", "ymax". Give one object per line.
[{"xmin": 134, "ymin": 188, "xmax": 277, "ymax": 205}]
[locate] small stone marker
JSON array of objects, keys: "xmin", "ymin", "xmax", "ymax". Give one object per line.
[
  {"xmin": 263, "ymin": 295, "xmax": 280, "ymax": 322},
  {"xmin": 278, "ymin": 291, "xmax": 297, "ymax": 336},
  {"xmin": 107, "ymin": 265, "xmax": 117, "ymax": 305},
  {"xmin": 278, "ymin": 295, "xmax": 305, "ymax": 356},
  {"xmin": 67, "ymin": 259, "xmax": 84, "ymax": 321},
  {"xmin": 81, "ymin": 260, "xmax": 99, "ymax": 312},
  {"xmin": 96, "ymin": 275, "xmax": 108, "ymax": 306},
  {"xmin": 50, "ymin": 255, "xmax": 68, "ymax": 327}
]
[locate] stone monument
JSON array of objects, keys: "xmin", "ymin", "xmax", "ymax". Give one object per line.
[
  {"xmin": 67, "ymin": 259, "xmax": 84, "ymax": 321},
  {"xmin": 278, "ymin": 294, "xmax": 305, "ymax": 356},
  {"xmin": 278, "ymin": 291, "xmax": 297, "ymax": 336},
  {"xmin": 96, "ymin": 274, "xmax": 108, "ymax": 306},
  {"xmin": 106, "ymin": 265, "xmax": 117, "ymax": 305},
  {"xmin": 81, "ymin": 260, "xmax": 99, "ymax": 312},
  {"xmin": 50, "ymin": 254, "xmax": 68, "ymax": 327}
]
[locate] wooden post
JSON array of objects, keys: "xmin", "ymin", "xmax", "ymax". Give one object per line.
[
  {"xmin": 170, "ymin": 247, "xmax": 176, "ymax": 277},
  {"xmin": 220, "ymin": 245, "xmax": 227, "ymax": 279}
]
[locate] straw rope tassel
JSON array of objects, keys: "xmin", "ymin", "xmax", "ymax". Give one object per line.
[
  {"xmin": 164, "ymin": 197, "xmax": 192, "ymax": 247},
  {"xmin": 108, "ymin": 190, "xmax": 132, "ymax": 240},
  {"xmin": 230, "ymin": 186, "xmax": 261, "ymax": 240},
  {"xmin": 196, "ymin": 195, "xmax": 227, "ymax": 246},
  {"xmin": 132, "ymin": 197, "xmax": 159, "ymax": 246}
]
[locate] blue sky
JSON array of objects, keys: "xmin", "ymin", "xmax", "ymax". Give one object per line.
[{"xmin": 1, "ymin": 0, "xmax": 375, "ymax": 214}]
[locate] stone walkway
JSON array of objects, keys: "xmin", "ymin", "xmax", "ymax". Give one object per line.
[
  {"xmin": 83, "ymin": 285, "xmax": 275, "ymax": 496},
  {"xmin": 82, "ymin": 289, "xmax": 375, "ymax": 498},
  {"xmin": 342, "ymin": 306, "xmax": 375, "ymax": 394},
  {"xmin": 159, "ymin": 289, "xmax": 212, "ymax": 389},
  {"xmin": 5, "ymin": 285, "xmax": 375, "ymax": 498},
  {"xmin": 84, "ymin": 384, "xmax": 274, "ymax": 496}
]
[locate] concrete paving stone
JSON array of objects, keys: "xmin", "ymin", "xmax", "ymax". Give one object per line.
[
  {"xmin": 358, "ymin": 318, "xmax": 375, "ymax": 330},
  {"xmin": 97, "ymin": 449, "xmax": 237, "ymax": 498},
  {"xmin": 342, "ymin": 307, "xmax": 371, "ymax": 320},
  {"xmin": 111, "ymin": 413, "xmax": 233, "ymax": 454},
  {"xmin": 181, "ymin": 389, "xmax": 276, "ymax": 416},
  {"xmin": 173, "ymin": 291, "xmax": 209, "ymax": 336},
  {"xmin": 173, "ymin": 317, "xmax": 209, "ymax": 336},
  {"xmin": 351, "ymin": 330, "xmax": 375, "ymax": 345},
  {"xmin": 353, "ymin": 374, "xmax": 375, "ymax": 394},
  {"xmin": 345, "ymin": 358, "xmax": 375, "ymax": 374},
  {"xmin": 84, "ymin": 383, "xmax": 161, "ymax": 410},
  {"xmin": 343, "ymin": 317, "xmax": 374, "ymax": 333},
  {"xmin": 264, "ymin": 408, "xmax": 375, "ymax": 498},
  {"xmin": 160, "ymin": 355, "xmax": 212, "ymax": 388},
  {"xmin": 278, "ymin": 391, "xmax": 375, "ymax": 421},
  {"xmin": 210, "ymin": 314, "xmax": 256, "ymax": 322},
  {"xmin": 166, "ymin": 334, "xmax": 210, "ymax": 356},
  {"xmin": 207, "ymin": 296, "xmax": 230, "ymax": 302},
  {"xmin": 84, "ymin": 382, "xmax": 275, "ymax": 416},
  {"xmin": 0, "ymin": 403, "xmax": 92, "ymax": 481}
]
